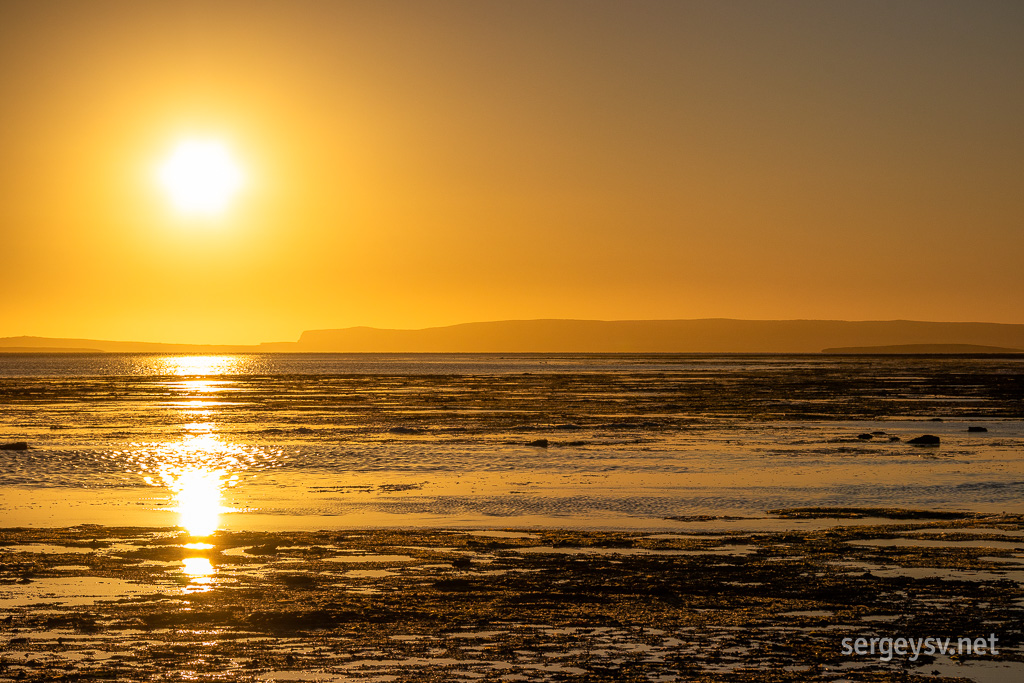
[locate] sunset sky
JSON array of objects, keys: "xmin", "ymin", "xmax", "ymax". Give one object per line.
[{"xmin": 2, "ymin": 1, "xmax": 1022, "ymax": 344}]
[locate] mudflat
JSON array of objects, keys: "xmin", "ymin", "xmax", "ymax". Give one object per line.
[{"xmin": 2, "ymin": 510, "xmax": 1023, "ymax": 682}]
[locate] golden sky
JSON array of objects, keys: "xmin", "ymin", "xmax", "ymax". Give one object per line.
[{"xmin": 2, "ymin": 1, "xmax": 1022, "ymax": 344}]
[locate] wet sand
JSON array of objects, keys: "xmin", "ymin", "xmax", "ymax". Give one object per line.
[{"xmin": 2, "ymin": 510, "xmax": 1023, "ymax": 682}]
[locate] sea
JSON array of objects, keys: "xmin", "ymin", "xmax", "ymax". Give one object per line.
[{"xmin": 1, "ymin": 353, "xmax": 1022, "ymax": 532}]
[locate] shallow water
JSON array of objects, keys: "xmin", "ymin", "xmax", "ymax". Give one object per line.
[
  {"xmin": 1, "ymin": 353, "xmax": 1022, "ymax": 532},
  {"xmin": 2, "ymin": 523, "xmax": 1022, "ymax": 682}
]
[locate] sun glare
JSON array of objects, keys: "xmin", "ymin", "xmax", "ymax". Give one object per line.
[
  {"xmin": 157, "ymin": 139, "xmax": 245, "ymax": 216},
  {"xmin": 164, "ymin": 466, "xmax": 225, "ymax": 537}
]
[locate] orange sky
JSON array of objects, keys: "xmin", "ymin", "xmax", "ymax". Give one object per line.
[{"xmin": 2, "ymin": 1, "xmax": 1022, "ymax": 344}]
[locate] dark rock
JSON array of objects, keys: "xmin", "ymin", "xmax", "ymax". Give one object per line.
[
  {"xmin": 526, "ymin": 439, "xmax": 549, "ymax": 448},
  {"xmin": 388, "ymin": 426, "xmax": 421, "ymax": 435},
  {"xmin": 0, "ymin": 441, "xmax": 28, "ymax": 450},
  {"xmin": 908, "ymin": 434, "xmax": 940, "ymax": 445},
  {"xmin": 856, "ymin": 433, "xmax": 874, "ymax": 440},
  {"xmin": 294, "ymin": 427, "xmax": 314, "ymax": 434},
  {"xmin": 928, "ymin": 418, "xmax": 944, "ymax": 422},
  {"xmin": 889, "ymin": 436, "xmax": 901, "ymax": 442},
  {"xmin": 245, "ymin": 543, "xmax": 281, "ymax": 555},
  {"xmin": 280, "ymin": 573, "xmax": 318, "ymax": 589},
  {"xmin": 378, "ymin": 483, "xmax": 421, "ymax": 492},
  {"xmin": 433, "ymin": 578, "xmax": 473, "ymax": 591},
  {"xmin": 553, "ymin": 424, "xmax": 582, "ymax": 430},
  {"xmin": 770, "ymin": 506, "xmax": 970, "ymax": 520},
  {"xmin": 967, "ymin": 426, "xmax": 988, "ymax": 433},
  {"xmin": 247, "ymin": 608, "xmax": 346, "ymax": 631}
]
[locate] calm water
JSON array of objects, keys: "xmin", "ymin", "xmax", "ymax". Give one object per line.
[{"xmin": 1, "ymin": 353, "xmax": 1022, "ymax": 531}]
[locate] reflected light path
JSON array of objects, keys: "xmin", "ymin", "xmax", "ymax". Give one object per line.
[
  {"xmin": 181, "ymin": 557, "xmax": 217, "ymax": 594},
  {"xmin": 182, "ymin": 557, "xmax": 215, "ymax": 577},
  {"xmin": 163, "ymin": 465, "xmax": 226, "ymax": 536},
  {"xmin": 124, "ymin": 355, "xmax": 284, "ymax": 536},
  {"xmin": 154, "ymin": 355, "xmax": 245, "ymax": 376},
  {"xmin": 139, "ymin": 433, "xmax": 253, "ymax": 537}
]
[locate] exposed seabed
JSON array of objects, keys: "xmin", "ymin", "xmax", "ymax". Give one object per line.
[{"xmin": 2, "ymin": 510, "xmax": 1023, "ymax": 682}]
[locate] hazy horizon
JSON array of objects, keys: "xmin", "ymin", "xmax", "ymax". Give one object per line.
[
  {"xmin": 5, "ymin": 316, "xmax": 1024, "ymax": 352},
  {"xmin": 4, "ymin": 314, "xmax": 1024, "ymax": 347}
]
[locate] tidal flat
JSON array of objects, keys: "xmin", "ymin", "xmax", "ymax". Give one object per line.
[
  {"xmin": 1, "ymin": 354, "xmax": 1023, "ymax": 680},
  {"xmin": 2, "ymin": 511, "xmax": 1023, "ymax": 682},
  {"xmin": 2, "ymin": 354, "xmax": 1024, "ymax": 529}
]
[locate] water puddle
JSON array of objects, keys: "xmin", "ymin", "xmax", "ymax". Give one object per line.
[
  {"xmin": 221, "ymin": 545, "xmax": 311, "ymax": 557},
  {"xmin": 980, "ymin": 555, "xmax": 1024, "ymax": 565},
  {"xmin": 849, "ymin": 539, "xmax": 1024, "ymax": 550},
  {"xmin": 325, "ymin": 554, "xmax": 415, "ymax": 563},
  {"xmin": 876, "ymin": 567, "xmax": 1024, "ymax": 583},
  {"xmin": 516, "ymin": 545, "xmax": 756, "ymax": 556},
  {"xmin": 259, "ymin": 672, "xmax": 349, "ymax": 682},
  {"xmin": 832, "ymin": 559, "xmax": 1024, "ymax": 583},
  {"xmin": 644, "ymin": 533, "xmax": 729, "ymax": 540},
  {"xmin": 2, "ymin": 544, "xmax": 97, "ymax": 555},
  {"xmin": 912, "ymin": 655, "xmax": 1024, "ymax": 683},
  {"xmin": 343, "ymin": 569, "xmax": 394, "ymax": 578},
  {"xmin": 466, "ymin": 531, "xmax": 538, "ymax": 539},
  {"xmin": 904, "ymin": 528, "xmax": 1024, "ymax": 538},
  {"xmin": 0, "ymin": 576, "xmax": 165, "ymax": 607}
]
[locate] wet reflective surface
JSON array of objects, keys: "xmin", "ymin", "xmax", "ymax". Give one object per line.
[
  {"xmin": 1, "ymin": 520, "xmax": 1023, "ymax": 682},
  {"xmin": 2, "ymin": 353, "xmax": 1022, "ymax": 681},
  {"xmin": 0, "ymin": 353, "xmax": 1023, "ymax": 532}
]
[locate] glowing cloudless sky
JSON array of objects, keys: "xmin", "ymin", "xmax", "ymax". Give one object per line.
[{"xmin": 1, "ymin": 0, "xmax": 1022, "ymax": 344}]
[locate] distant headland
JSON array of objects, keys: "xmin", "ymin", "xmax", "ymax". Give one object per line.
[
  {"xmin": 821, "ymin": 343, "xmax": 1024, "ymax": 354},
  {"xmin": 3, "ymin": 319, "xmax": 1024, "ymax": 354}
]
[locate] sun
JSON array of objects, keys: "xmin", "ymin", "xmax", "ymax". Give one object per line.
[{"xmin": 157, "ymin": 139, "xmax": 245, "ymax": 216}]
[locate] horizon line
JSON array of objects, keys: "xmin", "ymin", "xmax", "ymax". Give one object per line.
[{"xmin": 4, "ymin": 316, "xmax": 1024, "ymax": 349}]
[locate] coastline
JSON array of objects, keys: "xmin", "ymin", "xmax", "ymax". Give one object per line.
[
  {"xmin": 2, "ymin": 353, "xmax": 1023, "ymax": 680},
  {"xmin": 2, "ymin": 512, "xmax": 1023, "ymax": 682}
]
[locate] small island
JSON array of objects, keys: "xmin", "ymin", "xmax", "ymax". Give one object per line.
[{"xmin": 822, "ymin": 344, "xmax": 1024, "ymax": 354}]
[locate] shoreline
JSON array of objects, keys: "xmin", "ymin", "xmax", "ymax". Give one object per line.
[
  {"xmin": 3, "ymin": 511, "xmax": 1023, "ymax": 682},
  {"xmin": 6, "ymin": 483, "xmax": 1024, "ymax": 534}
]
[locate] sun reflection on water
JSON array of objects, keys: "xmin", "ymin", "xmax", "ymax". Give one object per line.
[
  {"xmin": 181, "ymin": 557, "xmax": 217, "ymax": 593},
  {"xmin": 154, "ymin": 355, "xmax": 244, "ymax": 376},
  {"xmin": 138, "ymin": 433, "xmax": 255, "ymax": 537},
  {"xmin": 182, "ymin": 557, "xmax": 215, "ymax": 577},
  {"xmin": 132, "ymin": 428, "xmax": 281, "ymax": 536},
  {"xmin": 162, "ymin": 466, "xmax": 226, "ymax": 536},
  {"xmin": 175, "ymin": 379, "xmax": 234, "ymax": 393},
  {"xmin": 126, "ymin": 355, "xmax": 281, "ymax": 536}
]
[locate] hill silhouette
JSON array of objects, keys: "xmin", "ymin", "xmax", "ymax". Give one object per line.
[
  {"xmin": 271, "ymin": 319, "xmax": 1024, "ymax": 353},
  {"xmin": 823, "ymin": 343, "xmax": 1023, "ymax": 354},
  {"xmin": 4, "ymin": 319, "xmax": 1024, "ymax": 354}
]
